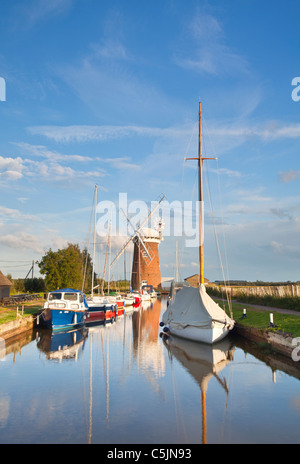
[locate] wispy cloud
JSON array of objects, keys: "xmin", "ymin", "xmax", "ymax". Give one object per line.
[
  {"xmin": 278, "ymin": 169, "xmax": 300, "ymax": 183},
  {"xmin": 0, "ymin": 206, "xmax": 39, "ymax": 223},
  {"xmin": 174, "ymin": 12, "xmax": 249, "ymax": 76},
  {"xmin": 96, "ymin": 156, "xmax": 141, "ymax": 171},
  {"xmin": 15, "ymin": 142, "xmax": 92, "ymax": 162},
  {"xmin": 27, "ymin": 124, "xmax": 188, "ymax": 143},
  {"xmin": 19, "ymin": 0, "xmax": 74, "ymax": 26},
  {"xmin": 28, "ymin": 120, "xmax": 300, "ymax": 149}
]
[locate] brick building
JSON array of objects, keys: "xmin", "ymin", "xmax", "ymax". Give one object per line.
[
  {"xmin": 131, "ymin": 228, "xmax": 162, "ymax": 290},
  {"xmin": 184, "ymin": 274, "xmax": 210, "ymax": 288}
]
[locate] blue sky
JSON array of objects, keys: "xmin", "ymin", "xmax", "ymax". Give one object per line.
[{"xmin": 1, "ymin": 0, "xmax": 300, "ymax": 282}]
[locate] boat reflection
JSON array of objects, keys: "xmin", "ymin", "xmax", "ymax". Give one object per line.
[
  {"xmin": 36, "ymin": 327, "xmax": 88, "ymax": 362},
  {"xmin": 162, "ymin": 334, "xmax": 235, "ymax": 444}
]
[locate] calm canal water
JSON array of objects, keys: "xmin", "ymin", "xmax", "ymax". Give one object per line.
[{"xmin": 0, "ymin": 296, "xmax": 300, "ymax": 444}]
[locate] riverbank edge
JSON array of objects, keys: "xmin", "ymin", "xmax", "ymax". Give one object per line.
[
  {"xmin": 0, "ymin": 314, "xmax": 37, "ymax": 340},
  {"xmin": 0, "ymin": 311, "xmax": 297, "ymax": 360},
  {"xmin": 233, "ymin": 324, "xmax": 295, "ymax": 358}
]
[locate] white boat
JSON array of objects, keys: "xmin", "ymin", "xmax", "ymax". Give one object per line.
[
  {"xmin": 162, "ymin": 282, "xmax": 234, "ymax": 344},
  {"xmin": 161, "ymin": 102, "xmax": 235, "ymax": 344},
  {"xmin": 124, "ymin": 295, "xmax": 135, "ymax": 306},
  {"xmin": 141, "ymin": 291, "xmax": 151, "ymax": 301}
]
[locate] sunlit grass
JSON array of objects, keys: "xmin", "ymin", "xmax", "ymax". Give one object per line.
[
  {"xmin": 217, "ymin": 299, "xmax": 300, "ymax": 338},
  {"xmin": 0, "ymin": 303, "xmax": 43, "ymax": 325}
]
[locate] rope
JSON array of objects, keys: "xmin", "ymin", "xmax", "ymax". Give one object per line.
[{"xmin": 202, "ymin": 117, "xmax": 233, "ymax": 319}]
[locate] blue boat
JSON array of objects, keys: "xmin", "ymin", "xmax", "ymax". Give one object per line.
[
  {"xmin": 36, "ymin": 326, "xmax": 88, "ymax": 361},
  {"xmin": 41, "ymin": 288, "xmax": 88, "ymax": 331}
]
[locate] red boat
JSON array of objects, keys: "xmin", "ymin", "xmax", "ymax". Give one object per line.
[{"xmin": 86, "ymin": 302, "xmax": 117, "ymax": 324}]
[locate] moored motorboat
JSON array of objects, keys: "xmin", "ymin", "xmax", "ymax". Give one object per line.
[
  {"xmin": 41, "ymin": 288, "xmax": 88, "ymax": 331},
  {"xmin": 124, "ymin": 295, "xmax": 135, "ymax": 306},
  {"xmin": 127, "ymin": 292, "xmax": 141, "ymax": 304},
  {"xmin": 86, "ymin": 295, "xmax": 118, "ymax": 324}
]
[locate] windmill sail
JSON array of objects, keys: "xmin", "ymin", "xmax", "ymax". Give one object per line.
[{"xmin": 110, "ymin": 193, "xmax": 166, "ymax": 268}]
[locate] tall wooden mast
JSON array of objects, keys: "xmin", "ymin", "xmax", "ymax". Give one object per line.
[
  {"xmin": 186, "ymin": 101, "xmax": 216, "ymax": 287},
  {"xmin": 198, "ymin": 101, "xmax": 204, "ymax": 285}
]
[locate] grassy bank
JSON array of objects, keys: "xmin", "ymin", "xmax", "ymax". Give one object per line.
[
  {"xmin": 0, "ymin": 302, "xmax": 43, "ymax": 325},
  {"xmin": 218, "ymin": 299, "xmax": 300, "ymax": 338}
]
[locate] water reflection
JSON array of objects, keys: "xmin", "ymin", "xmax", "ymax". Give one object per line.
[
  {"xmin": 132, "ymin": 299, "xmax": 165, "ymax": 378},
  {"xmin": 36, "ymin": 327, "xmax": 88, "ymax": 362},
  {"xmin": 163, "ymin": 335, "xmax": 235, "ymax": 444},
  {"xmin": 0, "ymin": 297, "xmax": 300, "ymax": 444}
]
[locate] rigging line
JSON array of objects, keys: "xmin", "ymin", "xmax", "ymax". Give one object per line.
[
  {"xmin": 203, "ymin": 162, "xmax": 233, "ymax": 319},
  {"xmin": 202, "ymin": 116, "xmax": 233, "ymax": 317},
  {"xmin": 216, "ymin": 158, "xmax": 232, "ymax": 297},
  {"xmin": 82, "ymin": 188, "xmax": 96, "ymax": 292},
  {"xmin": 180, "ymin": 120, "xmax": 198, "ymax": 277}
]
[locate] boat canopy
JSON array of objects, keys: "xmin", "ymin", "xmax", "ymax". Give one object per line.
[
  {"xmin": 50, "ymin": 288, "xmax": 84, "ymax": 294},
  {"xmin": 49, "ymin": 289, "xmax": 89, "ymax": 309},
  {"xmin": 163, "ymin": 284, "xmax": 233, "ymax": 330}
]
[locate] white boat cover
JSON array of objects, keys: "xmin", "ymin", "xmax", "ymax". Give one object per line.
[{"xmin": 163, "ymin": 284, "xmax": 234, "ymax": 330}]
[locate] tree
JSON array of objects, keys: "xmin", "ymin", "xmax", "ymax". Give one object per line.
[
  {"xmin": 24, "ymin": 278, "xmax": 46, "ymax": 293},
  {"xmin": 39, "ymin": 243, "xmax": 93, "ymax": 291}
]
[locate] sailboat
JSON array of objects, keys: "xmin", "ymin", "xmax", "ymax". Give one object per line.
[
  {"xmin": 161, "ymin": 102, "xmax": 235, "ymax": 344},
  {"xmin": 85, "ymin": 186, "xmax": 118, "ymax": 324}
]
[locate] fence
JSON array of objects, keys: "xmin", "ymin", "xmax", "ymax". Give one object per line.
[{"xmin": 1, "ymin": 294, "xmax": 43, "ymax": 306}]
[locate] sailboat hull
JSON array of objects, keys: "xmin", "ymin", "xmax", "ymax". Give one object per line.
[{"xmin": 165, "ymin": 323, "xmax": 232, "ymax": 345}]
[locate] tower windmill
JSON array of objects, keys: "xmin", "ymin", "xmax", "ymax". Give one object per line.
[{"xmin": 110, "ymin": 194, "xmax": 165, "ymax": 291}]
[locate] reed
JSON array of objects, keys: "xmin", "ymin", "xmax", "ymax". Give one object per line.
[{"xmin": 207, "ymin": 286, "xmax": 300, "ymax": 312}]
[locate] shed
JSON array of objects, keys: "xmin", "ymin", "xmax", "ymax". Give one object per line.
[
  {"xmin": 0, "ymin": 271, "xmax": 12, "ymax": 299},
  {"xmin": 184, "ymin": 274, "xmax": 210, "ymax": 288}
]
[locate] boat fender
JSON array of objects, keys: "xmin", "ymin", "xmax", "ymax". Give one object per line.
[
  {"xmin": 159, "ymin": 321, "xmax": 165, "ymax": 327},
  {"xmin": 163, "ymin": 326, "xmax": 170, "ymax": 333}
]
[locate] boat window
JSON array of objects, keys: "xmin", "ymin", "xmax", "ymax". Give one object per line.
[
  {"xmin": 49, "ymin": 293, "xmax": 62, "ymax": 300},
  {"xmin": 79, "ymin": 294, "xmax": 83, "ymax": 303},
  {"xmin": 64, "ymin": 293, "xmax": 78, "ymax": 301}
]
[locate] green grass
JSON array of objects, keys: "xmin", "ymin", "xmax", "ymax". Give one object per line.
[
  {"xmin": 217, "ymin": 299, "xmax": 300, "ymax": 338},
  {"xmin": 0, "ymin": 303, "xmax": 42, "ymax": 325}
]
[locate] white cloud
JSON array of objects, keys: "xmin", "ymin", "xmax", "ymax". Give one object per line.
[
  {"xmin": 15, "ymin": 142, "xmax": 92, "ymax": 162},
  {"xmin": 0, "ymin": 232, "xmax": 44, "ymax": 254},
  {"xmin": 0, "ymin": 155, "xmax": 24, "ymax": 172},
  {"xmin": 0, "ymin": 171, "xmax": 23, "ymax": 180},
  {"xmin": 175, "ymin": 12, "xmax": 249, "ymax": 77},
  {"xmin": 0, "ymin": 206, "xmax": 38, "ymax": 222}
]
